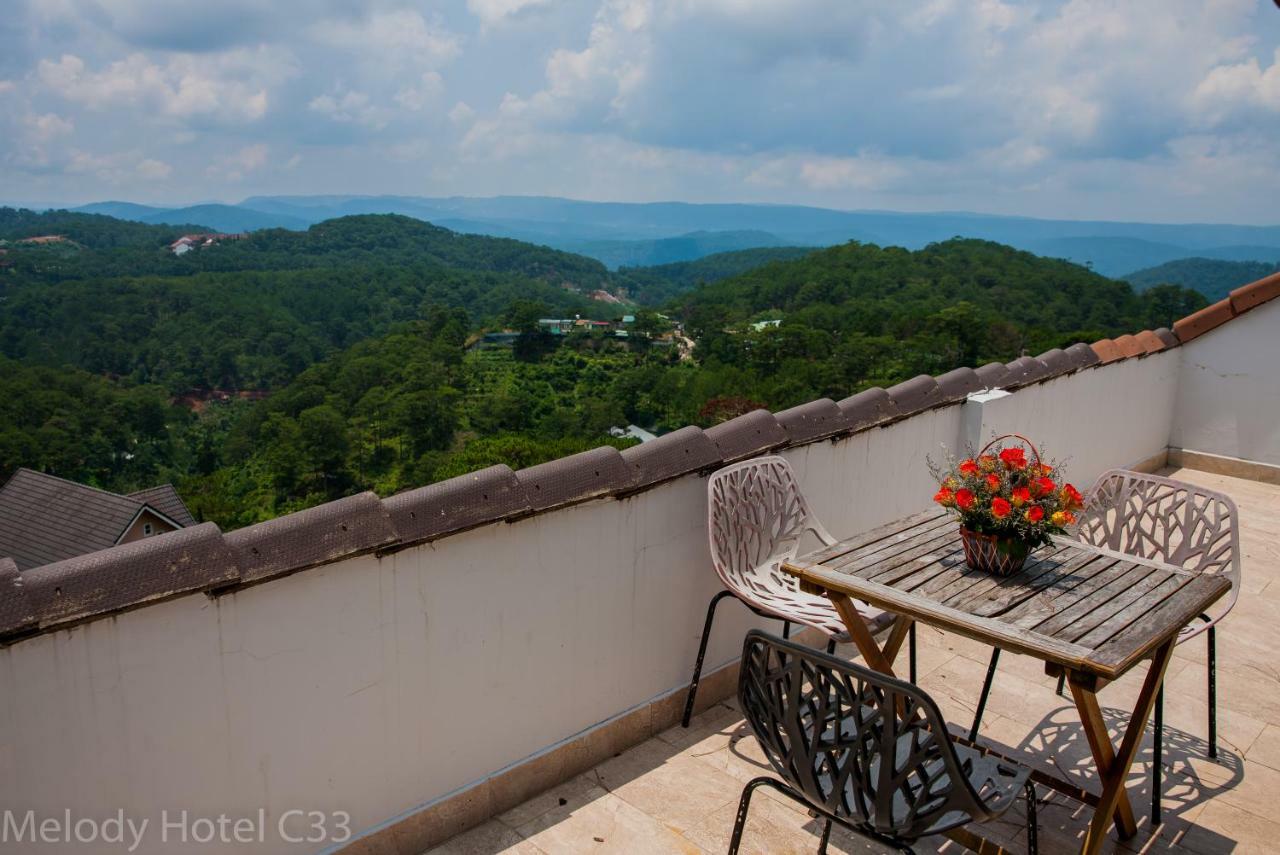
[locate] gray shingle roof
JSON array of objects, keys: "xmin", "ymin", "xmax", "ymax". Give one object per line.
[
  {"xmin": 127, "ymin": 484, "xmax": 197, "ymax": 527},
  {"xmin": 0, "ymin": 470, "xmax": 191, "ymax": 571}
]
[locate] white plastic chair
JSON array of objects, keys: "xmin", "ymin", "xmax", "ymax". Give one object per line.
[
  {"xmin": 1074, "ymin": 469, "xmax": 1240, "ymax": 826},
  {"xmin": 681, "ymin": 455, "xmax": 908, "ymax": 727}
]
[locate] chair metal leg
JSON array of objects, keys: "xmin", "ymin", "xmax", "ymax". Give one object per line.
[
  {"xmin": 783, "ymin": 619, "xmax": 792, "ymax": 639},
  {"xmin": 682, "ymin": 590, "xmax": 736, "ymax": 728},
  {"xmin": 817, "ymin": 819, "xmax": 832, "ymax": 855},
  {"xmin": 1056, "ymin": 671, "xmax": 1066, "ymax": 697},
  {"xmin": 728, "ymin": 778, "xmax": 768, "ymax": 855},
  {"xmin": 1153, "ymin": 686, "xmax": 1163, "ymax": 827},
  {"xmin": 908, "ymin": 623, "xmax": 917, "ymax": 684},
  {"xmin": 1207, "ymin": 623, "xmax": 1218, "ymax": 759},
  {"xmin": 1025, "ymin": 781, "xmax": 1038, "ymax": 855},
  {"xmin": 826, "ymin": 638, "xmax": 837, "ymax": 655},
  {"xmin": 969, "ymin": 647, "xmax": 1001, "ymax": 741}
]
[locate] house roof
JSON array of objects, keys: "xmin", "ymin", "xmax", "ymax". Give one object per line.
[
  {"xmin": 0, "ymin": 267, "xmax": 1277, "ymax": 642},
  {"xmin": 127, "ymin": 484, "xmax": 197, "ymax": 527},
  {"xmin": 0, "ymin": 470, "xmax": 189, "ymax": 572}
]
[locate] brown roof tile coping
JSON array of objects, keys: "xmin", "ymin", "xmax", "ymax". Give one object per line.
[
  {"xmin": 974, "ymin": 362, "xmax": 1009, "ymax": 388},
  {"xmin": 516, "ymin": 447, "xmax": 636, "ymax": 512},
  {"xmin": 1064, "ymin": 342, "xmax": 1101, "ymax": 368},
  {"xmin": 887, "ymin": 375, "xmax": 944, "ymax": 415},
  {"xmin": 620, "ymin": 426, "xmax": 722, "ymax": 490},
  {"xmin": 1090, "ymin": 339, "xmax": 1123, "ymax": 363},
  {"xmin": 0, "ymin": 557, "xmax": 36, "ymax": 636},
  {"xmin": 383, "ymin": 464, "xmax": 529, "ymax": 547},
  {"xmin": 774, "ymin": 398, "xmax": 850, "ymax": 443},
  {"xmin": 836, "ymin": 388, "xmax": 900, "ymax": 430},
  {"xmin": 1112, "ymin": 334, "xmax": 1146, "ymax": 359},
  {"xmin": 705, "ymin": 410, "xmax": 789, "ymax": 462},
  {"xmin": 225, "ymin": 492, "xmax": 397, "ymax": 585},
  {"xmin": 1229, "ymin": 271, "xmax": 1280, "ymax": 315},
  {"xmin": 1173, "ymin": 299, "xmax": 1235, "ymax": 343},
  {"xmin": 22, "ymin": 523, "xmax": 238, "ymax": 630},
  {"xmin": 1134, "ymin": 330, "xmax": 1166, "ymax": 353}
]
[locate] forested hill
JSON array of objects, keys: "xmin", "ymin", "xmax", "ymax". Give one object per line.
[
  {"xmin": 677, "ymin": 239, "xmax": 1206, "ymax": 388},
  {"xmin": 617, "ymin": 246, "xmax": 815, "ymax": 304},
  {"xmin": 1123, "ymin": 258, "xmax": 1279, "ymax": 302},
  {"xmin": 0, "ymin": 209, "xmax": 610, "ymax": 288},
  {"xmin": 681, "ymin": 238, "xmax": 1204, "ymax": 345},
  {"xmin": 0, "ymin": 211, "xmax": 607, "ymax": 394},
  {"xmin": 0, "ymin": 207, "xmax": 204, "ymax": 249}
]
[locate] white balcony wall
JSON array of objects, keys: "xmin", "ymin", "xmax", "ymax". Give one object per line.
[
  {"xmin": 1172, "ymin": 298, "xmax": 1280, "ymax": 466},
  {"xmin": 0, "ymin": 356, "xmax": 1184, "ymax": 854},
  {"xmin": 967, "ymin": 350, "xmax": 1181, "ymax": 485}
]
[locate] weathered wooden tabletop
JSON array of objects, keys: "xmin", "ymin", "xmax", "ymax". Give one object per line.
[{"xmin": 783, "ymin": 507, "xmax": 1230, "ymax": 682}]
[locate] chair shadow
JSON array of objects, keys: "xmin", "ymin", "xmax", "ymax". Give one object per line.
[{"xmin": 975, "ymin": 704, "xmax": 1246, "ymax": 852}]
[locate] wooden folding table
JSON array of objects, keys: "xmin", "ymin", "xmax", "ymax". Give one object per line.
[{"xmin": 782, "ymin": 508, "xmax": 1230, "ymax": 855}]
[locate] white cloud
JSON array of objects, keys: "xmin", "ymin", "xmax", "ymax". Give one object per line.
[
  {"xmin": 467, "ymin": 0, "xmax": 553, "ymax": 27},
  {"xmin": 25, "ymin": 112, "xmax": 74, "ymax": 141},
  {"xmin": 448, "ymin": 101, "xmax": 475, "ymax": 126},
  {"xmin": 1191, "ymin": 48, "xmax": 1280, "ymax": 124},
  {"xmin": 394, "ymin": 72, "xmax": 444, "ymax": 111},
  {"xmin": 310, "ymin": 10, "xmax": 460, "ymax": 71},
  {"xmin": 37, "ymin": 51, "xmax": 276, "ymax": 122},
  {"xmin": 135, "ymin": 158, "xmax": 172, "ymax": 179},
  {"xmin": 207, "ymin": 143, "xmax": 268, "ymax": 180}
]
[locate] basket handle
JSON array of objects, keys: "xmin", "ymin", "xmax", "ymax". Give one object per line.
[{"xmin": 977, "ymin": 433, "xmax": 1042, "ymax": 470}]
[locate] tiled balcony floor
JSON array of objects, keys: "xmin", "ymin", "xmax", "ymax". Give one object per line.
[{"xmin": 428, "ymin": 467, "xmax": 1280, "ymax": 855}]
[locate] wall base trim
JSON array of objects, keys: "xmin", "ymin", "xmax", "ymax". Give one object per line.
[
  {"xmin": 1126, "ymin": 448, "xmax": 1169, "ymax": 474},
  {"xmin": 1168, "ymin": 447, "xmax": 1280, "ymax": 486},
  {"xmin": 338, "ymin": 627, "xmax": 824, "ymax": 854}
]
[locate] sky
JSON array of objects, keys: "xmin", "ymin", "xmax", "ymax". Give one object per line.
[{"xmin": 0, "ymin": 0, "xmax": 1277, "ymax": 223}]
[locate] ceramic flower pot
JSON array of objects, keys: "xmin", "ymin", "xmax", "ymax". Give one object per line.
[{"xmin": 959, "ymin": 526, "xmax": 1032, "ymax": 576}]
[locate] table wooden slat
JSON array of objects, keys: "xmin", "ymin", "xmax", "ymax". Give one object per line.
[{"xmin": 783, "ymin": 511, "xmax": 1230, "ymax": 681}]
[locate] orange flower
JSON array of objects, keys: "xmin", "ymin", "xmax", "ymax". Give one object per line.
[
  {"xmin": 978, "ymin": 454, "xmax": 998, "ymax": 472},
  {"xmin": 1051, "ymin": 510, "xmax": 1067, "ymax": 526},
  {"xmin": 959, "ymin": 459, "xmax": 979, "ymax": 476},
  {"xmin": 991, "ymin": 497, "xmax": 1012, "ymax": 518},
  {"xmin": 955, "ymin": 488, "xmax": 976, "ymax": 511},
  {"xmin": 1061, "ymin": 484, "xmax": 1083, "ymax": 509},
  {"xmin": 1039, "ymin": 463, "xmax": 1054, "ymax": 476},
  {"xmin": 933, "ymin": 487, "xmax": 954, "ymax": 506},
  {"xmin": 1011, "ymin": 486, "xmax": 1031, "ymax": 507},
  {"xmin": 1063, "ymin": 510, "xmax": 1076, "ymax": 525},
  {"xmin": 1032, "ymin": 476, "xmax": 1055, "ymax": 498},
  {"xmin": 1025, "ymin": 505, "xmax": 1044, "ymax": 523},
  {"xmin": 999, "ymin": 447, "xmax": 1028, "ymax": 470},
  {"xmin": 985, "ymin": 473, "xmax": 1001, "ymax": 491}
]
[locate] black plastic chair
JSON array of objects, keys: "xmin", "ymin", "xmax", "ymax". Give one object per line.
[{"xmin": 734, "ymin": 630, "xmax": 1037, "ymax": 854}]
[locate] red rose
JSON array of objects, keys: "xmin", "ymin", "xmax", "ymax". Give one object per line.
[
  {"xmin": 999, "ymin": 447, "xmax": 1028, "ymax": 470},
  {"xmin": 1011, "ymin": 486, "xmax": 1031, "ymax": 507},
  {"xmin": 1032, "ymin": 476, "xmax": 1055, "ymax": 498},
  {"xmin": 955, "ymin": 489, "xmax": 976, "ymax": 510},
  {"xmin": 1025, "ymin": 505, "xmax": 1045, "ymax": 523},
  {"xmin": 985, "ymin": 473, "xmax": 1001, "ymax": 491},
  {"xmin": 959, "ymin": 459, "xmax": 979, "ymax": 476},
  {"xmin": 933, "ymin": 487, "xmax": 954, "ymax": 505},
  {"xmin": 991, "ymin": 497, "xmax": 1012, "ymax": 518}
]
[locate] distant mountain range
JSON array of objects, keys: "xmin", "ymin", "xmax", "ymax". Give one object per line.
[{"xmin": 44, "ymin": 195, "xmax": 1280, "ymax": 274}]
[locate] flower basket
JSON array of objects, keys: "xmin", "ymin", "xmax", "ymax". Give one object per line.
[
  {"xmin": 930, "ymin": 433, "xmax": 1085, "ymax": 576},
  {"xmin": 960, "ymin": 526, "xmax": 1032, "ymax": 576}
]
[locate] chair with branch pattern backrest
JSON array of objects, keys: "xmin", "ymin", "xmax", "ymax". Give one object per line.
[
  {"xmin": 681, "ymin": 456, "xmax": 913, "ymax": 728},
  {"xmin": 1073, "ymin": 469, "xmax": 1240, "ymax": 826},
  {"xmin": 733, "ymin": 630, "xmax": 1037, "ymax": 854}
]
